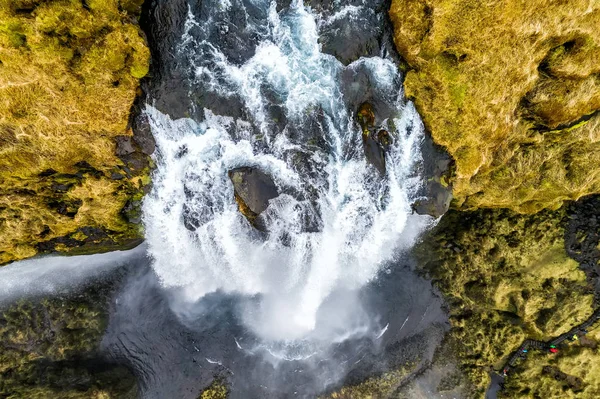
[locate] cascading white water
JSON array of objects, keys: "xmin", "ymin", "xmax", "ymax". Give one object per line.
[{"xmin": 143, "ymin": 0, "xmax": 432, "ymax": 345}]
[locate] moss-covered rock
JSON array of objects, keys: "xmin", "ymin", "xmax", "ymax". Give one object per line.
[
  {"xmin": 198, "ymin": 379, "xmax": 228, "ymax": 399},
  {"xmin": 0, "ymin": 287, "xmax": 137, "ymax": 398},
  {"xmin": 417, "ymin": 206, "xmax": 595, "ymax": 396},
  {"xmin": 502, "ymin": 326, "xmax": 600, "ymax": 398},
  {"xmin": 389, "ymin": 0, "xmax": 600, "ymax": 212},
  {"xmin": 0, "ymin": 0, "xmax": 151, "ymax": 264}
]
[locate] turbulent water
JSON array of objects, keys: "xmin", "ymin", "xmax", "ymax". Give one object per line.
[{"xmin": 144, "ymin": 0, "xmax": 431, "ymax": 349}]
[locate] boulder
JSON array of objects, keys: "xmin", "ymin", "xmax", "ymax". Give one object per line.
[
  {"xmin": 229, "ymin": 167, "xmax": 279, "ymax": 228},
  {"xmin": 411, "ymin": 135, "xmax": 454, "ymax": 218},
  {"xmin": 357, "ymin": 103, "xmax": 387, "ymax": 175}
]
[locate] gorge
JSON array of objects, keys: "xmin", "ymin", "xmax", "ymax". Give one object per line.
[{"xmin": 1, "ymin": 0, "xmax": 600, "ymax": 398}]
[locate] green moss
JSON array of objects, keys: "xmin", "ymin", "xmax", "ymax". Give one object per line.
[
  {"xmin": 323, "ymin": 365, "xmax": 416, "ymax": 399},
  {"xmin": 198, "ymin": 380, "xmax": 228, "ymax": 399},
  {"xmin": 417, "ymin": 207, "xmax": 594, "ymax": 396},
  {"xmin": 502, "ymin": 337, "xmax": 600, "ymax": 398},
  {"xmin": 0, "ymin": 286, "xmax": 137, "ymax": 398}
]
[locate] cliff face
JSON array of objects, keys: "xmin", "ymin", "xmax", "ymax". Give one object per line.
[
  {"xmin": 389, "ymin": 0, "xmax": 600, "ymax": 212},
  {"xmin": 0, "ymin": 0, "xmax": 152, "ymax": 264}
]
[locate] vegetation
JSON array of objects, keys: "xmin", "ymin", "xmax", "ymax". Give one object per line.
[
  {"xmin": 389, "ymin": 0, "xmax": 600, "ymax": 212},
  {"xmin": 0, "ymin": 287, "xmax": 137, "ymax": 398},
  {"xmin": 417, "ymin": 207, "xmax": 595, "ymax": 397},
  {"xmin": 501, "ymin": 327, "xmax": 600, "ymax": 398},
  {"xmin": 324, "ymin": 365, "xmax": 415, "ymax": 399},
  {"xmin": 0, "ymin": 0, "xmax": 151, "ymax": 264},
  {"xmin": 198, "ymin": 380, "xmax": 228, "ymax": 399}
]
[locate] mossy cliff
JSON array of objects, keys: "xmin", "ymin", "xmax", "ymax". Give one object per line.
[
  {"xmin": 502, "ymin": 326, "xmax": 600, "ymax": 398},
  {"xmin": 0, "ymin": 0, "xmax": 151, "ymax": 264},
  {"xmin": 417, "ymin": 204, "xmax": 596, "ymax": 397},
  {"xmin": 389, "ymin": 0, "xmax": 600, "ymax": 212},
  {"xmin": 0, "ymin": 288, "xmax": 137, "ymax": 398}
]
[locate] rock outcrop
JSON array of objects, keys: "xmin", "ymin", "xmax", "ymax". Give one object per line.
[
  {"xmin": 229, "ymin": 167, "xmax": 279, "ymax": 229},
  {"xmin": 390, "ymin": 0, "xmax": 600, "ymax": 213},
  {"xmin": 0, "ymin": 0, "xmax": 152, "ymax": 264}
]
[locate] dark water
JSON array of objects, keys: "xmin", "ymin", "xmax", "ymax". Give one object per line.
[
  {"xmin": 103, "ymin": 0, "xmax": 453, "ymax": 397},
  {"xmin": 101, "ymin": 252, "xmax": 447, "ymax": 398}
]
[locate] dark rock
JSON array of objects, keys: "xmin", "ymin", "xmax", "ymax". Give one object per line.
[
  {"xmin": 38, "ymin": 225, "xmax": 51, "ymax": 238},
  {"xmin": 411, "ymin": 134, "xmax": 454, "ymax": 218},
  {"xmin": 39, "ymin": 168, "xmax": 57, "ymax": 177},
  {"xmin": 111, "ymin": 172, "xmax": 125, "ymax": 180},
  {"xmin": 228, "ymin": 167, "xmax": 279, "ymax": 227},
  {"xmin": 115, "ymin": 136, "xmax": 136, "ymax": 156},
  {"xmin": 74, "ymin": 161, "xmax": 104, "ymax": 178},
  {"xmin": 51, "ymin": 183, "xmax": 74, "ymax": 193},
  {"xmin": 79, "ymin": 226, "xmax": 109, "ymax": 241},
  {"xmin": 356, "ymin": 103, "xmax": 387, "ymax": 175},
  {"xmin": 47, "ymin": 198, "xmax": 83, "ymax": 218},
  {"xmin": 121, "ymin": 200, "xmax": 143, "ymax": 224},
  {"xmin": 131, "ymin": 112, "xmax": 156, "ymax": 156},
  {"xmin": 13, "ymin": 188, "xmax": 36, "ymax": 196},
  {"xmin": 142, "ymin": 0, "xmax": 269, "ymax": 120},
  {"xmin": 565, "ymin": 194, "xmax": 600, "ymax": 304},
  {"xmin": 318, "ymin": 4, "xmax": 383, "ymax": 65},
  {"xmin": 363, "ymin": 133, "xmax": 386, "ymax": 175}
]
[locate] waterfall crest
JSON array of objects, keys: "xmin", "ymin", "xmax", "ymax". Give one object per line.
[{"xmin": 143, "ymin": 1, "xmax": 432, "ymax": 344}]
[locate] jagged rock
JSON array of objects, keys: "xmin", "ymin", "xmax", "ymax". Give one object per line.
[
  {"xmin": 412, "ymin": 135, "xmax": 454, "ymax": 218},
  {"xmin": 229, "ymin": 167, "xmax": 279, "ymax": 228},
  {"xmin": 356, "ymin": 103, "xmax": 387, "ymax": 175}
]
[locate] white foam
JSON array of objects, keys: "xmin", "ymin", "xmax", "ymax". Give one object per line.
[{"xmin": 143, "ymin": 1, "xmax": 432, "ymax": 345}]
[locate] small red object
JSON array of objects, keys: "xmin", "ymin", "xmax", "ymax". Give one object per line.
[{"xmin": 549, "ymin": 348, "xmax": 558, "ymax": 353}]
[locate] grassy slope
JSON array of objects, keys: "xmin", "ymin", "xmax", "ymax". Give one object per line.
[
  {"xmin": 502, "ymin": 327, "xmax": 600, "ymax": 398},
  {"xmin": 0, "ymin": 0, "xmax": 150, "ymax": 264},
  {"xmin": 417, "ymin": 207, "xmax": 594, "ymax": 397},
  {"xmin": 389, "ymin": 0, "xmax": 600, "ymax": 213}
]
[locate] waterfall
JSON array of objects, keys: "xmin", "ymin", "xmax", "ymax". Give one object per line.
[{"xmin": 143, "ymin": 0, "xmax": 432, "ymax": 347}]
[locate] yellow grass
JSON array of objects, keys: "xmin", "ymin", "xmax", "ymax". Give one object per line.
[
  {"xmin": 390, "ymin": 0, "xmax": 600, "ymax": 212},
  {"xmin": 0, "ymin": 0, "xmax": 150, "ymax": 263}
]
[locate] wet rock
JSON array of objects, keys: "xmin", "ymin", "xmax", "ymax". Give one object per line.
[
  {"xmin": 229, "ymin": 167, "xmax": 279, "ymax": 228},
  {"xmin": 363, "ymin": 133, "xmax": 386, "ymax": 175},
  {"xmin": 356, "ymin": 103, "xmax": 388, "ymax": 175},
  {"xmin": 314, "ymin": 0, "xmax": 402, "ymax": 66},
  {"xmin": 143, "ymin": 0, "xmax": 269, "ymax": 120},
  {"xmin": 411, "ymin": 135, "xmax": 453, "ymax": 218},
  {"xmin": 318, "ymin": 3, "xmax": 383, "ymax": 65},
  {"xmin": 121, "ymin": 200, "xmax": 143, "ymax": 224},
  {"xmin": 341, "ymin": 62, "xmax": 399, "ymax": 121},
  {"xmin": 115, "ymin": 136, "xmax": 136, "ymax": 156},
  {"xmin": 131, "ymin": 112, "xmax": 156, "ymax": 156}
]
